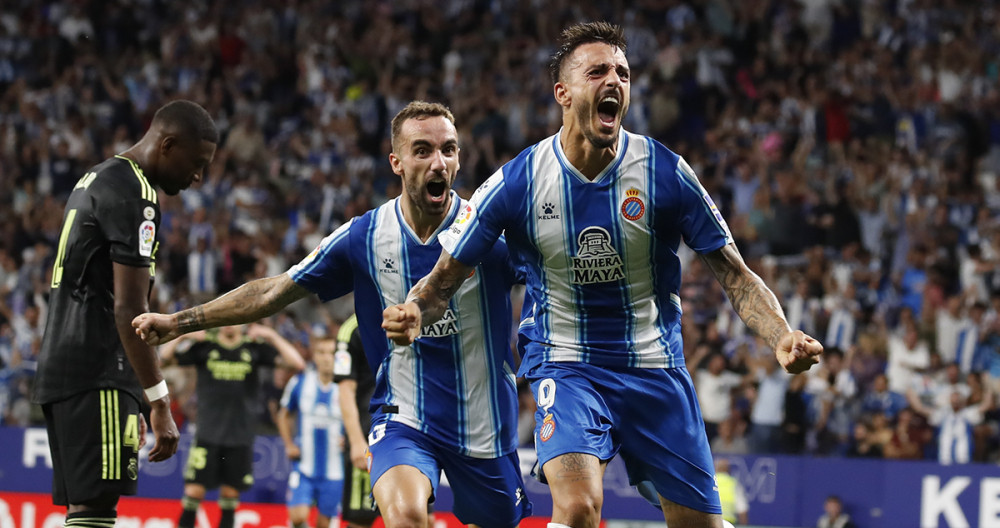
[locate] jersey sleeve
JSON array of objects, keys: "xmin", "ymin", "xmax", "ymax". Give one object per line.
[
  {"xmin": 674, "ymin": 156, "xmax": 733, "ymax": 254},
  {"xmin": 174, "ymin": 340, "xmax": 208, "ymax": 366},
  {"xmin": 334, "ymin": 328, "xmax": 363, "ymax": 382},
  {"xmin": 438, "ymin": 170, "xmax": 510, "ymax": 267},
  {"xmin": 286, "ymin": 219, "xmax": 355, "ymax": 302},
  {"xmin": 96, "ymin": 175, "xmax": 159, "ymax": 268},
  {"xmin": 280, "ymin": 373, "xmax": 302, "ymax": 412}
]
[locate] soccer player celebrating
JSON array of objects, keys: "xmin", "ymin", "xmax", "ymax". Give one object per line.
[
  {"xmin": 383, "ymin": 22, "xmax": 824, "ymax": 528},
  {"xmin": 134, "ymin": 101, "xmax": 531, "ymax": 528},
  {"xmin": 279, "ymin": 338, "xmax": 345, "ymax": 528},
  {"xmin": 32, "ymin": 100, "xmax": 217, "ymax": 528},
  {"xmin": 159, "ymin": 324, "xmax": 305, "ymax": 528}
]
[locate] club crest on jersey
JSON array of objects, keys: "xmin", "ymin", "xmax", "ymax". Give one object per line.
[
  {"xmin": 420, "ymin": 308, "xmax": 460, "ymax": 337},
  {"xmin": 571, "ymin": 226, "xmax": 624, "ymax": 284},
  {"xmin": 380, "ymin": 257, "xmax": 399, "ymax": 274},
  {"xmin": 621, "ymin": 188, "xmax": 645, "ymax": 221},
  {"xmin": 539, "ymin": 413, "xmax": 555, "ymax": 442},
  {"xmin": 138, "ymin": 220, "xmax": 155, "ymax": 257},
  {"xmin": 538, "ymin": 202, "xmax": 560, "ymax": 220}
]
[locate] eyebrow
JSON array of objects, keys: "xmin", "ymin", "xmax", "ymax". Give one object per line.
[{"xmin": 410, "ymin": 139, "xmax": 458, "ymax": 149}]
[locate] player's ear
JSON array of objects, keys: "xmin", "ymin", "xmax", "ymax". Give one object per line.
[
  {"xmin": 159, "ymin": 134, "xmax": 177, "ymax": 157},
  {"xmin": 389, "ymin": 152, "xmax": 404, "ymax": 176},
  {"xmin": 553, "ymin": 81, "xmax": 570, "ymax": 108}
]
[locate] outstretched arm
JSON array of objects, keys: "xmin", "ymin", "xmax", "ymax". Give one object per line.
[
  {"xmin": 700, "ymin": 243, "xmax": 823, "ymax": 374},
  {"xmin": 133, "ymin": 273, "xmax": 310, "ymax": 345},
  {"xmin": 382, "ymin": 250, "xmax": 473, "ymax": 345}
]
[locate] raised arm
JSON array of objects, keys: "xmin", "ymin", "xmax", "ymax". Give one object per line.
[
  {"xmin": 700, "ymin": 243, "xmax": 823, "ymax": 374},
  {"xmin": 247, "ymin": 323, "xmax": 306, "ymax": 371},
  {"xmin": 113, "ymin": 262, "xmax": 179, "ymax": 462},
  {"xmin": 382, "ymin": 250, "xmax": 474, "ymax": 345},
  {"xmin": 133, "ymin": 273, "xmax": 309, "ymax": 345}
]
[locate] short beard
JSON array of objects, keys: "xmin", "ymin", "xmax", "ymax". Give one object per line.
[{"xmin": 584, "ymin": 129, "xmax": 616, "ymax": 149}]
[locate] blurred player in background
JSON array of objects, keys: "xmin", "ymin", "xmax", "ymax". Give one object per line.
[
  {"xmin": 333, "ymin": 315, "xmax": 436, "ymax": 528},
  {"xmin": 160, "ymin": 324, "xmax": 305, "ymax": 528},
  {"xmin": 134, "ymin": 101, "xmax": 530, "ymax": 528},
  {"xmin": 32, "ymin": 100, "xmax": 216, "ymax": 528},
  {"xmin": 279, "ymin": 338, "xmax": 344, "ymax": 528},
  {"xmin": 383, "ymin": 22, "xmax": 822, "ymax": 528}
]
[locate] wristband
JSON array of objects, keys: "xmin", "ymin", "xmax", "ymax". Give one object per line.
[{"xmin": 144, "ymin": 380, "xmax": 169, "ymax": 402}]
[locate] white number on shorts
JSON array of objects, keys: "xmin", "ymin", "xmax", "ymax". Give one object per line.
[{"xmin": 537, "ymin": 378, "xmax": 556, "ymax": 413}]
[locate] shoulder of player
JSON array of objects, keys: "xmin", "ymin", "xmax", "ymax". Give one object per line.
[{"xmin": 86, "ymin": 156, "xmax": 159, "ymax": 204}]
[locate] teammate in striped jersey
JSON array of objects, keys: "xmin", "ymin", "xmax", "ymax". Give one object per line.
[
  {"xmin": 33, "ymin": 100, "xmax": 216, "ymax": 528},
  {"xmin": 279, "ymin": 339, "xmax": 344, "ymax": 528},
  {"xmin": 134, "ymin": 101, "xmax": 530, "ymax": 528},
  {"xmin": 384, "ymin": 22, "xmax": 825, "ymax": 528}
]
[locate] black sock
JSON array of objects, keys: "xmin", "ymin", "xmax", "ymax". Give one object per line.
[
  {"xmin": 292, "ymin": 523, "xmax": 308, "ymax": 528},
  {"xmin": 218, "ymin": 497, "xmax": 239, "ymax": 528},
  {"xmin": 179, "ymin": 495, "xmax": 201, "ymax": 528},
  {"xmin": 64, "ymin": 510, "xmax": 117, "ymax": 528}
]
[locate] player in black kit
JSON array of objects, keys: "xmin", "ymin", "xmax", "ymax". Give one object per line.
[
  {"xmin": 31, "ymin": 100, "xmax": 217, "ymax": 528},
  {"xmin": 160, "ymin": 324, "xmax": 304, "ymax": 528}
]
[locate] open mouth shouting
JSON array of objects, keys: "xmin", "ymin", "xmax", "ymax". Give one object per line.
[
  {"xmin": 596, "ymin": 93, "xmax": 621, "ymax": 131},
  {"xmin": 426, "ymin": 178, "xmax": 449, "ymax": 204}
]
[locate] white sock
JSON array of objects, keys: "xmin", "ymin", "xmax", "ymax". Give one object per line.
[{"xmin": 547, "ymin": 524, "xmax": 573, "ymax": 528}]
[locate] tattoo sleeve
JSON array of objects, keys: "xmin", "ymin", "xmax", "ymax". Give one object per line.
[
  {"xmin": 700, "ymin": 243, "xmax": 791, "ymax": 350},
  {"xmin": 406, "ymin": 251, "xmax": 473, "ymax": 325},
  {"xmin": 177, "ymin": 274, "xmax": 309, "ymax": 333}
]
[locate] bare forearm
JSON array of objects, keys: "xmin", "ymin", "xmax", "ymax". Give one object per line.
[
  {"xmin": 176, "ymin": 275, "xmax": 307, "ymax": 334},
  {"xmin": 276, "ymin": 409, "xmax": 295, "ymax": 446},
  {"xmin": 702, "ymin": 245, "xmax": 791, "ymax": 350},
  {"xmin": 116, "ymin": 309, "xmax": 165, "ymax": 390},
  {"xmin": 406, "ymin": 251, "xmax": 472, "ymax": 325}
]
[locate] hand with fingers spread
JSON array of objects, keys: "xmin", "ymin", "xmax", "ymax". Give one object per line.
[
  {"xmin": 775, "ymin": 330, "xmax": 824, "ymax": 374},
  {"xmin": 381, "ymin": 303, "xmax": 422, "ymax": 346}
]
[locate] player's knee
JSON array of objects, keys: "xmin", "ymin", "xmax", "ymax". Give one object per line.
[
  {"xmin": 380, "ymin": 502, "xmax": 428, "ymax": 528},
  {"xmin": 552, "ymin": 491, "xmax": 602, "ymax": 527}
]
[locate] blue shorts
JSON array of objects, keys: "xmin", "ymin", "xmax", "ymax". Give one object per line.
[
  {"xmin": 526, "ymin": 362, "xmax": 721, "ymax": 514},
  {"xmin": 368, "ymin": 421, "xmax": 531, "ymax": 528},
  {"xmin": 286, "ymin": 470, "xmax": 344, "ymax": 518}
]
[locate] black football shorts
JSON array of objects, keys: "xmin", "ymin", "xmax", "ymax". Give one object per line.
[
  {"xmin": 44, "ymin": 389, "xmax": 141, "ymax": 506},
  {"xmin": 183, "ymin": 441, "xmax": 254, "ymax": 490}
]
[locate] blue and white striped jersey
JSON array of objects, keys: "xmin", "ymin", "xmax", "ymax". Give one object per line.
[
  {"xmin": 440, "ymin": 130, "xmax": 732, "ymax": 375},
  {"xmin": 281, "ymin": 367, "xmax": 344, "ymax": 480},
  {"xmin": 286, "ymin": 192, "xmax": 520, "ymax": 459}
]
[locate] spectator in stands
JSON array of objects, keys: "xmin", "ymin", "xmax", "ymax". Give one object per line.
[{"xmin": 816, "ymin": 495, "xmax": 857, "ymax": 528}]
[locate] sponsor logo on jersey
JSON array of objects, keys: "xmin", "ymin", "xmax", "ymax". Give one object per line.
[
  {"xmin": 571, "ymin": 226, "xmax": 624, "ymax": 284},
  {"xmin": 379, "ymin": 257, "xmax": 399, "ymax": 274},
  {"xmin": 138, "ymin": 220, "xmax": 155, "ymax": 257},
  {"xmin": 420, "ymin": 308, "xmax": 460, "ymax": 337},
  {"xmin": 538, "ymin": 202, "xmax": 560, "ymax": 220},
  {"xmin": 539, "ymin": 413, "xmax": 555, "ymax": 442},
  {"xmin": 334, "ymin": 349, "xmax": 352, "ymax": 376},
  {"xmin": 128, "ymin": 459, "xmax": 138, "ymax": 480},
  {"xmin": 621, "ymin": 188, "xmax": 645, "ymax": 221},
  {"xmin": 702, "ymin": 193, "xmax": 730, "ymax": 232},
  {"xmin": 143, "ymin": 206, "xmax": 156, "ymax": 220}
]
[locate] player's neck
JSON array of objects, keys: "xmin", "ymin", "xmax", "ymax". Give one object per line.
[
  {"xmin": 217, "ymin": 333, "xmax": 242, "ymax": 347},
  {"xmin": 119, "ymin": 141, "xmax": 156, "ymax": 183},
  {"xmin": 318, "ymin": 372, "xmax": 334, "ymax": 385},
  {"xmin": 559, "ymin": 123, "xmax": 618, "ymax": 180},
  {"xmin": 400, "ymin": 195, "xmax": 451, "ymax": 243}
]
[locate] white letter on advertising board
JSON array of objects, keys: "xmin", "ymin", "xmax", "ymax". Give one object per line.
[
  {"xmin": 922, "ymin": 476, "xmax": 970, "ymax": 528},
  {"xmin": 980, "ymin": 478, "xmax": 1000, "ymax": 528}
]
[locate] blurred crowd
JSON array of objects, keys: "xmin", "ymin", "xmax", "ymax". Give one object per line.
[{"xmin": 2, "ymin": 0, "xmax": 1000, "ymax": 464}]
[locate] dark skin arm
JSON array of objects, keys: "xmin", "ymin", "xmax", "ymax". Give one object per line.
[
  {"xmin": 133, "ymin": 274, "xmax": 309, "ymax": 345},
  {"xmin": 700, "ymin": 243, "xmax": 823, "ymax": 374},
  {"xmin": 113, "ymin": 262, "xmax": 179, "ymax": 462},
  {"xmin": 382, "ymin": 251, "xmax": 473, "ymax": 345}
]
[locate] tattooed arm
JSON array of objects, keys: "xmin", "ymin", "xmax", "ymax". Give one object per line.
[
  {"xmin": 133, "ymin": 274, "xmax": 310, "ymax": 345},
  {"xmin": 700, "ymin": 243, "xmax": 823, "ymax": 374},
  {"xmin": 382, "ymin": 251, "xmax": 473, "ymax": 345}
]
